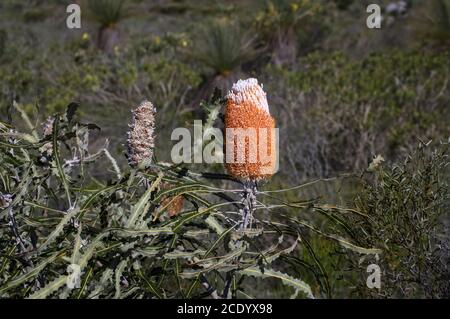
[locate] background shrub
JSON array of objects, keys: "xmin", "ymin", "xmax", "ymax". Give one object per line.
[{"xmin": 347, "ymin": 141, "xmax": 449, "ymax": 298}]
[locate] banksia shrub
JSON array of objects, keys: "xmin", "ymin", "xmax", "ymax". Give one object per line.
[
  {"xmin": 126, "ymin": 100, "xmax": 156, "ymax": 167},
  {"xmin": 225, "ymin": 78, "xmax": 277, "ymax": 181},
  {"xmin": 0, "ymin": 103, "xmax": 385, "ymax": 299}
]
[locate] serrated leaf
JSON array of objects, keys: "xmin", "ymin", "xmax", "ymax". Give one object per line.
[
  {"xmin": 28, "ymin": 275, "xmax": 67, "ymax": 299},
  {"xmin": 0, "ymin": 251, "xmax": 62, "ymax": 294},
  {"xmin": 328, "ymin": 234, "xmax": 382, "ymax": 255},
  {"xmin": 29, "ymin": 233, "xmax": 108, "ymax": 299},
  {"xmin": 51, "ymin": 114, "xmax": 72, "ymax": 207},
  {"xmin": 164, "ymin": 249, "xmax": 207, "ymax": 260},
  {"xmin": 179, "ymin": 245, "xmax": 246, "ymax": 278},
  {"xmin": 114, "ymin": 259, "xmax": 128, "ymax": 299},
  {"xmin": 238, "ymin": 267, "xmax": 314, "ymax": 299},
  {"xmin": 126, "ymin": 173, "xmax": 163, "ymax": 228},
  {"xmin": 88, "ymin": 269, "xmax": 113, "ymax": 299},
  {"xmin": 113, "ymin": 227, "xmax": 173, "ymax": 237},
  {"xmin": 38, "ymin": 206, "xmax": 79, "ymax": 252}
]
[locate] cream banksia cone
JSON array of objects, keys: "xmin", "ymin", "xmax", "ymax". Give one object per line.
[
  {"xmin": 126, "ymin": 101, "xmax": 184, "ymax": 217},
  {"xmin": 126, "ymin": 100, "xmax": 156, "ymax": 168},
  {"xmin": 224, "ymin": 78, "xmax": 277, "ymax": 181}
]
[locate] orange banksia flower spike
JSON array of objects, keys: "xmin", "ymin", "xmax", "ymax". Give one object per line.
[
  {"xmin": 126, "ymin": 100, "xmax": 156, "ymax": 168},
  {"xmin": 224, "ymin": 78, "xmax": 277, "ymax": 182}
]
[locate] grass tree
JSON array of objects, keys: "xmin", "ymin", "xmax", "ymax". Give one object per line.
[
  {"xmin": 413, "ymin": 0, "xmax": 450, "ymax": 49},
  {"xmin": 253, "ymin": 0, "xmax": 321, "ymax": 66},
  {"xmin": 87, "ymin": 0, "xmax": 126, "ymax": 54},
  {"xmin": 190, "ymin": 19, "xmax": 261, "ymax": 106}
]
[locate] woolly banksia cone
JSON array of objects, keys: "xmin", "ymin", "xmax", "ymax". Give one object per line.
[
  {"xmin": 126, "ymin": 101, "xmax": 156, "ymax": 168},
  {"xmin": 224, "ymin": 78, "xmax": 277, "ymax": 181}
]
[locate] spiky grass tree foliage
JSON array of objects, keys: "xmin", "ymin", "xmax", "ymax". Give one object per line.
[
  {"xmin": 190, "ymin": 20, "xmax": 260, "ymax": 106},
  {"xmin": 87, "ymin": 0, "xmax": 126, "ymax": 53},
  {"xmin": 0, "ymin": 102, "xmax": 382, "ymax": 299},
  {"xmin": 254, "ymin": 0, "xmax": 320, "ymax": 66},
  {"xmin": 413, "ymin": 0, "xmax": 450, "ymax": 49}
]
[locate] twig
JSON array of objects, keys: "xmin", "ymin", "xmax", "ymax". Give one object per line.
[
  {"xmin": 240, "ymin": 181, "xmax": 257, "ymax": 230},
  {"xmin": 200, "ymin": 274, "xmax": 221, "ymax": 299},
  {"xmin": 8, "ymin": 208, "xmax": 28, "ymax": 257},
  {"xmin": 223, "ymin": 180, "xmax": 257, "ymax": 298}
]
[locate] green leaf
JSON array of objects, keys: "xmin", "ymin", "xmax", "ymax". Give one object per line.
[
  {"xmin": 295, "ymin": 219, "xmax": 382, "ymax": 255},
  {"xmin": 238, "ymin": 267, "xmax": 314, "ymax": 299},
  {"xmin": 126, "ymin": 173, "xmax": 163, "ymax": 228},
  {"xmin": 13, "ymin": 101, "xmax": 39, "ymax": 141},
  {"xmin": 179, "ymin": 245, "xmax": 246, "ymax": 278},
  {"xmin": 38, "ymin": 206, "xmax": 80, "ymax": 252},
  {"xmin": 328, "ymin": 234, "xmax": 383, "ymax": 255},
  {"xmin": 28, "ymin": 275, "xmax": 67, "ymax": 299},
  {"xmin": 113, "ymin": 227, "xmax": 173, "ymax": 237},
  {"xmin": 164, "ymin": 249, "xmax": 207, "ymax": 260},
  {"xmin": 51, "ymin": 114, "xmax": 72, "ymax": 207},
  {"xmin": 28, "ymin": 233, "xmax": 109, "ymax": 299},
  {"xmin": 0, "ymin": 251, "xmax": 63, "ymax": 294},
  {"xmin": 172, "ymin": 202, "xmax": 232, "ymax": 232},
  {"xmin": 114, "ymin": 259, "xmax": 128, "ymax": 299}
]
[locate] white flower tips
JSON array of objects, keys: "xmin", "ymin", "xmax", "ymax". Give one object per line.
[
  {"xmin": 226, "ymin": 78, "xmax": 270, "ymax": 115},
  {"xmin": 368, "ymin": 155, "xmax": 385, "ymax": 172}
]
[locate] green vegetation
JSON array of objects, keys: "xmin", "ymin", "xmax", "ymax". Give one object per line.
[
  {"xmin": 413, "ymin": 0, "xmax": 450, "ymax": 48},
  {"xmin": 350, "ymin": 142, "xmax": 449, "ymax": 298},
  {"xmin": 0, "ymin": 105, "xmax": 384, "ymax": 299},
  {"xmin": 87, "ymin": 0, "xmax": 126, "ymax": 27},
  {"xmin": 0, "ymin": 0, "xmax": 448, "ymax": 299},
  {"xmin": 268, "ymin": 50, "xmax": 449, "ymax": 178}
]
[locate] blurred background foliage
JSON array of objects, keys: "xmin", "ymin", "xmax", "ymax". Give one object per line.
[{"xmin": 0, "ymin": 0, "xmax": 448, "ymax": 298}]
